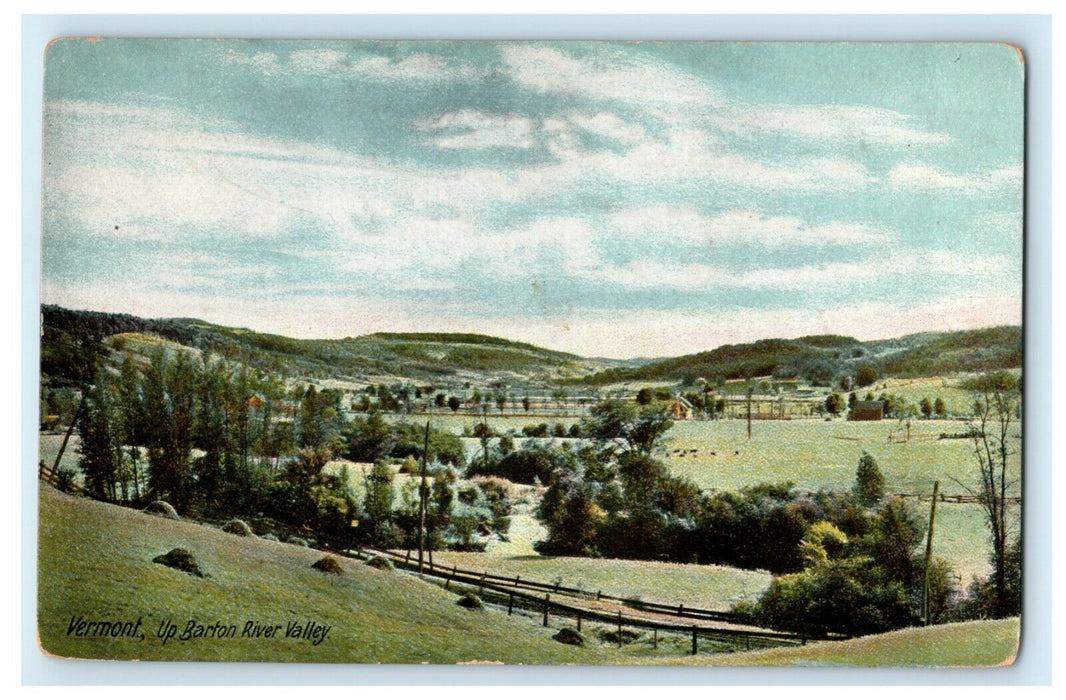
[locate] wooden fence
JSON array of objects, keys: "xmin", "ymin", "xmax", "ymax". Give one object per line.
[{"xmin": 362, "ymin": 547, "xmax": 844, "ymax": 652}]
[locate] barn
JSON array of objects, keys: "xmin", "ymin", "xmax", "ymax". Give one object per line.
[{"xmin": 848, "ymin": 400, "xmax": 884, "ymax": 421}]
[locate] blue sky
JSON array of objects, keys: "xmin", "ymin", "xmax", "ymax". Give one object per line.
[{"xmin": 41, "ymin": 40, "xmax": 1023, "ymax": 358}]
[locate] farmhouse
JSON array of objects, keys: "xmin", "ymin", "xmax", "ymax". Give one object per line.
[
  {"xmin": 848, "ymin": 400, "xmax": 884, "ymax": 422},
  {"xmin": 669, "ymin": 395, "xmax": 694, "ymax": 420}
]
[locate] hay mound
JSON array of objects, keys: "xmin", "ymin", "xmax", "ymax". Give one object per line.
[
  {"xmin": 287, "ymin": 536, "xmax": 310, "ymax": 547},
  {"xmin": 365, "ymin": 555, "xmax": 394, "ymax": 570},
  {"xmin": 552, "ymin": 627, "xmax": 585, "ymax": 646},
  {"xmin": 261, "ymin": 533, "xmax": 279, "ymax": 542},
  {"xmin": 311, "ymin": 556, "xmax": 343, "ymax": 575},
  {"xmin": 600, "ymin": 628, "xmax": 641, "ymax": 645},
  {"xmin": 144, "ymin": 501, "xmax": 180, "ymax": 520},
  {"xmin": 221, "ymin": 519, "xmax": 254, "ymax": 537},
  {"xmin": 152, "ymin": 548, "xmax": 206, "ymax": 578},
  {"xmin": 456, "ymin": 593, "xmax": 484, "ymax": 610}
]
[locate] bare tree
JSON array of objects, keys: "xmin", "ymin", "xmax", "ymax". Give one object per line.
[{"xmin": 952, "ymin": 372, "xmax": 1020, "ymax": 617}]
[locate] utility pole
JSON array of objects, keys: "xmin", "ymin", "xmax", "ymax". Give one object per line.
[
  {"xmin": 923, "ymin": 480, "xmax": 940, "ymax": 625},
  {"xmin": 747, "ymin": 388, "xmax": 753, "ymax": 440},
  {"xmin": 417, "ymin": 421, "xmax": 430, "ymax": 576},
  {"xmin": 49, "ymin": 392, "xmax": 86, "ymax": 476}
]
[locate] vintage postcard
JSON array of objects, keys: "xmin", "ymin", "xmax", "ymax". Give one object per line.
[{"xmin": 38, "ymin": 39, "xmax": 1023, "ymax": 667}]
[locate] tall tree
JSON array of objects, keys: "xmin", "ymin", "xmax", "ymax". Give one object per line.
[
  {"xmin": 957, "ymin": 372, "xmax": 1020, "ymax": 617},
  {"xmin": 299, "ymin": 384, "xmax": 320, "ymax": 448}
]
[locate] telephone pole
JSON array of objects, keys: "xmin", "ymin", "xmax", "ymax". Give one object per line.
[
  {"xmin": 923, "ymin": 480, "xmax": 940, "ymax": 624},
  {"xmin": 747, "ymin": 388, "xmax": 753, "ymax": 440},
  {"xmin": 417, "ymin": 421, "xmax": 430, "ymax": 576}
]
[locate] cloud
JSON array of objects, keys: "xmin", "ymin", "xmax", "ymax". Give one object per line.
[
  {"xmin": 566, "ymin": 112, "xmax": 646, "ymax": 145},
  {"xmin": 608, "ymin": 207, "xmax": 895, "ymax": 248},
  {"xmin": 417, "ymin": 110, "xmax": 535, "ymax": 150},
  {"xmin": 889, "ymin": 163, "xmax": 1023, "ymax": 194},
  {"xmin": 223, "ymin": 47, "xmax": 482, "ymax": 82},
  {"xmin": 501, "ymin": 44, "xmax": 720, "ymax": 106},
  {"xmin": 711, "ymin": 104, "xmax": 953, "ymax": 146}
]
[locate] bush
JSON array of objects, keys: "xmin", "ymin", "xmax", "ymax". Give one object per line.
[
  {"xmin": 552, "ymin": 627, "xmax": 585, "ymax": 646},
  {"xmin": 365, "ymin": 555, "xmax": 394, "ymax": 570},
  {"xmin": 456, "ymin": 592, "xmax": 484, "ymax": 610},
  {"xmin": 311, "ymin": 556, "xmax": 343, "ymax": 575},
  {"xmin": 152, "ymin": 547, "xmax": 206, "ymax": 578},
  {"xmin": 144, "ymin": 500, "xmax": 180, "ymax": 520},
  {"xmin": 221, "ymin": 519, "xmax": 255, "ymax": 537}
]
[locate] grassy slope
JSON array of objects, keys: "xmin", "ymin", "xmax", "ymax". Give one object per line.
[
  {"xmin": 672, "ymin": 618, "xmax": 1020, "ymax": 667},
  {"xmin": 37, "ymin": 485, "xmax": 623, "ymax": 664}
]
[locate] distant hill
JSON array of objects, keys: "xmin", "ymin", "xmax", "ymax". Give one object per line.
[
  {"xmin": 567, "ymin": 327, "xmax": 1022, "ymax": 387},
  {"xmin": 40, "ymin": 305, "xmax": 1021, "ymax": 390},
  {"xmin": 39, "ymin": 305, "xmax": 619, "ymax": 386}
]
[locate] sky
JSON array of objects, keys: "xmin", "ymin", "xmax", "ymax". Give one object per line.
[{"xmin": 40, "ymin": 40, "xmax": 1024, "ymax": 359}]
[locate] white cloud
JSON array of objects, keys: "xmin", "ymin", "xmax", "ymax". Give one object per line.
[
  {"xmin": 501, "ymin": 44, "xmax": 720, "ymax": 106},
  {"xmin": 566, "ymin": 112, "xmax": 646, "ymax": 145},
  {"xmin": 417, "ymin": 110, "xmax": 535, "ymax": 150},
  {"xmin": 223, "ymin": 48, "xmax": 481, "ymax": 82},
  {"xmin": 608, "ymin": 207, "xmax": 894, "ymax": 248},
  {"xmin": 711, "ymin": 104, "xmax": 953, "ymax": 146},
  {"xmin": 889, "ymin": 163, "xmax": 1023, "ymax": 194}
]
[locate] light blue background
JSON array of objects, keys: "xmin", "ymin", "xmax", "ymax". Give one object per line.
[{"xmin": 21, "ymin": 13, "xmax": 1052, "ymax": 686}]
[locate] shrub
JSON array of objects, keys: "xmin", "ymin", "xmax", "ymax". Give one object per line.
[
  {"xmin": 365, "ymin": 555, "xmax": 394, "ymax": 570},
  {"xmin": 552, "ymin": 628, "xmax": 585, "ymax": 646},
  {"xmin": 144, "ymin": 500, "xmax": 180, "ymax": 520},
  {"xmin": 311, "ymin": 556, "xmax": 343, "ymax": 575},
  {"xmin": 456, "ymin": 592, "xmax": 484, "ymax": 610},
  {"xmin": 152, "ymin": 547, "xmax": 206, "ymax": 578},
  {"xmin": 221, "ymin": 519, "xmax": 255, "ymax": 537}
]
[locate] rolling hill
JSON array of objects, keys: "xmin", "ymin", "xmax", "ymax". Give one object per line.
[
  {"xmin": 40, "ymin": 305, "xmax": 1021, "ymax": 391},
  {"xmin": 40, "ymin": 305, "xmax": 625, "ymax": 386},
  {"xmin": 37, "ymin": 483, "xmax": 623, "ymax": 663},
  {"xmin": 568, "ymin": 327, "xmax": 1022, "ymax": 387}
]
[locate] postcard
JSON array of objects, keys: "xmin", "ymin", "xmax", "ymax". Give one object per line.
[{"xmin": 38, "ymin": 39, "xmax": 1023, "ymax": 667}]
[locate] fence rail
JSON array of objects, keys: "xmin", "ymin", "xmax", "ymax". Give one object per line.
[
  {"xmin": 38, "ymin": 463, "xmax": 84, "ymax": 494},
  {"xmin": 364, "ymin": 547, "xmax": 843, "ymax": 651}
]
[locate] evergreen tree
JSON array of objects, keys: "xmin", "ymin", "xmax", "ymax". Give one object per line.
[
  {"xmin": 854, "ymin": 450, "xmax": 886, "ymax": 507},
  {"xmin": 299, "ymin": 384, "xmax": 320, "ymax": 448}
]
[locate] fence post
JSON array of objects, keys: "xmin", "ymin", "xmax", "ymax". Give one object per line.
[
  {"xmin": 653, "ymin": 628, "xmax": 658, "ymax": 650},
  {"xmin": 576, "ymin": 612, "xmax": 581, "ymax": 632},
  {"xmin": 691, "ymin": 626, "xmax": 698, "ymax": 655},
  {"xmin": 596, "ymin": 590, "xmax": 602, "ymax": 600},
  {"xmin": 404, "ymin": 550, "xmax": 410, "ymax": 565},
  {"xmin": 678, "ymin": 603, "xmax": 684, "ymax": 616},
  {"xmin": 508, "ymin": 593, "xmax": 514, "ymax": 616},
  {"xmin": 515, "ymin": 575, "xmax": 521, "ymax": 587},
  {"xmin": 543, "ymin": 594, "xmax": 549, "ymax": 627}
]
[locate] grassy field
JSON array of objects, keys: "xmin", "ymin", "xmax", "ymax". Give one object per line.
[
  {"xmin": 429, "ymin": 512, "xmax": 772, "ymax": 611},
  {"xmin": 38, "ymin": 433, "xmax": 82, "ymax": 475},
  {"xmin": 38, "ymin": 484, "xmax": 633, "ymax": 664},
  {"xmin": 401, "ymin": 413, "xmax": 1020, "ymax": 585},
  {"xmin": 670, "ymin": 617, "xmax": 1020, "ymax": 667},
  {"xmin": 659, "ymin": 418, "xmax": 1020, "ymax": 497}
]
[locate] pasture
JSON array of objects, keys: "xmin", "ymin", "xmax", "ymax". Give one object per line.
[
  {"xmin": 408, "ymin": 412, "xmax": 1021, "ymax": 584},
  {"xmin": 429, "ymin": 513, "xmax": 772, "ymax": 611}
]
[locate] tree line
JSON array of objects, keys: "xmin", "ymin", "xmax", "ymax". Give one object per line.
[{"xmin": 71, "ymin": 347, "xmax": 514, "ymax": 553}]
